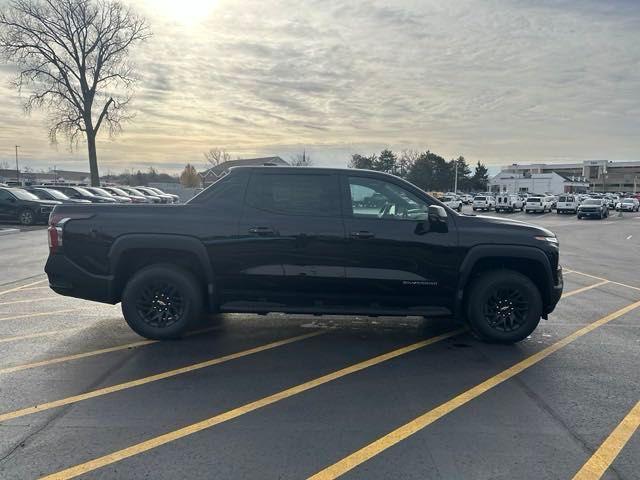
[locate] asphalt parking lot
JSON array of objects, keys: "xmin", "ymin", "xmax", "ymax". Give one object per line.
[{"xmin": 0, "ymin": 207, "xmax": 638, "ymax": 479}]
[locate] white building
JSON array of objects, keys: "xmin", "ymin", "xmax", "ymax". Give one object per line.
[
  {"xmin": 489, "ymin": 172, "xmax": 589, "ymax": 195},
  {"xmin": 501, "ymin": 160, "xmax": 640, "ymax": 192}
]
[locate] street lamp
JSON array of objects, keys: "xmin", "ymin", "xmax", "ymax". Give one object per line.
[{"xmin": 15, "ymin": 145, "xmax": 20, "ymax": 186}]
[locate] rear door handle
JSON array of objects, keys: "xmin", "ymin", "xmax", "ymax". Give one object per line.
[
  {"xmin": 350, "ymin": 231, "xmax": 375, "ymax": 239},
  {"xmin": 248, "ymin": 226, "xmax": 274, "ymax": 236}
]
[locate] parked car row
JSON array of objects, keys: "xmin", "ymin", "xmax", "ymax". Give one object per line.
[{"xmin": 0, "ymin": 184, "xmax": 179, "ymax": 225}]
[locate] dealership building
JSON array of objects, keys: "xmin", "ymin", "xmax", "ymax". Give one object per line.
[{"xmin": 490, "ymin": 160, "xmax": 640, "ymax": 194}]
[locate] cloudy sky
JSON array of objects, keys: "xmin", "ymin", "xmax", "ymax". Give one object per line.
[{"xmin": 1, "ymin": 0, "xmax": 639, "ymax": 174}]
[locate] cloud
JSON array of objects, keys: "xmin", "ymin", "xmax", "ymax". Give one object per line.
[{"xmin": 0, "ymin": 0, "xmax": 639, "ymax": 173}]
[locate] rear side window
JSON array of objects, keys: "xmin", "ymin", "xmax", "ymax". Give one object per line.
[{"xmin": 246, "ymin": 173, "xmax": 340, "ymax": 217}]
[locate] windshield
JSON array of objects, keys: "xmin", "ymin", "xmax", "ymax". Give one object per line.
[
  {"xmin": 109, "ymin": 187, "xmax": 129, "ymax": 196},
  {"xmin": 527, "ymin": 198, "xmax": 541, "ymax": 202},
  {"xmin": 88, "ymin": 187, "xmax": 112, "ymax": 196},
  {"xmin": 10, "ymin": 188, "xmax": 40, "ymax": 200},
  {"xmin": 474, "ymin": 196, "xmax": 486, "ymax": 201},
  {"xmin": 73, "ymin": 187, "xmax": 94, "ymax": 196},
  {"xmin": 37, "ymin": 188, "xmax": 69, "ymax": 200},
  {"xmin": 622, "ymin": 199, "xmax": 634, "ymax": 203},
  {"xmin": 583, "ymin": 199, "xmax": 601, "ymax": 205}
]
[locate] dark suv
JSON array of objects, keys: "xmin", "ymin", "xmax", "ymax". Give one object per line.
[
  {"xmin": 45, "ymin": 167, "xmax": 563, "ymax": 343},
  {"xmin": 0, "ymin": 187, "xmax": 61, "ymax": 225}
]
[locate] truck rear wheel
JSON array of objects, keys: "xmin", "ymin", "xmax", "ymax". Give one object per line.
[
  {"xmin": 466, "ymin": 270, "xmax": 542, "ymax": 344},
  {"xmin": 121, "ymin": 264, "xmax": 204, "ymax": 340}
]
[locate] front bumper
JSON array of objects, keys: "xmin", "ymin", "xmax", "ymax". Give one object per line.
[
  {"xmin": 45, "ymin": 254, "xmax": 115, "ymax": 304},
  {"xmin": 578, "ymin": 209, "xmax": 604, "ymax": 217},
  {"xmin": 546, "ymin": 265, "xmax": 563, "ymax": 315}
]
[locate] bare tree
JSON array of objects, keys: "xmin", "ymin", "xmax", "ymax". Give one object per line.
[
  {"xmin": 290, "ymin": 150, "xmax": 313, "ymax": 167},
  {"xmin": 0, "ymin": 0, "xmax": 150, "ymax": 186},
  {"xmin": 204, "ymin": 148, "xmax": 231, "ymax": 168}
]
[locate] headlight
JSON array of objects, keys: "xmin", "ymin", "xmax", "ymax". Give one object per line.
[{"xmin": 535, "ymin": 236, "xmax": 559, "ymax": 245}]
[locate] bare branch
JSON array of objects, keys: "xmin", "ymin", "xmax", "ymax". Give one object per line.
[{"xmin": 0, "ymin": 0, "xmax": 150, "ymax": 185}]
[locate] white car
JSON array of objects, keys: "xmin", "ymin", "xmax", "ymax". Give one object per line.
[
  {"xmin": 439, "ymin": 195, "xmax": 462, "ymax": 212},
  {"xmin": 616, "ymin": 198, "xmax": 640, "ymax": 212},
  {"xmin": 495, "ymin": 194, "xmax": 524, "ymax": 212},
  {"xmin": 472, "ymin": 195, "xmax": 495, "ymax": 211},
  {"xmin": 525, "ymin": 196, "xmax": 553, "ymax": 213},
  {"xmin": 461, "ymin": 194, "xmax": 474, "ymax": 204},
  {"xmin": 556, "ymin": 194, "xmax": 580, "ymax": 214}
]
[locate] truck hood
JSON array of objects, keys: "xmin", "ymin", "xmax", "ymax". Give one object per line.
[{"xmin": 457, "ymin": 213, "xmax": 555, "ymax": 238}]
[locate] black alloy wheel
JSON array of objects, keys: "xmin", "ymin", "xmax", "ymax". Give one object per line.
[
  {"xmin": 466, "ymin": 269, "xmax": 542, "ymax": 343},
  {"xmin": 135, "ymin": 281, "xmax": 185, "ymax": 328},
  {"xmin": 121, "ymin": 264, "xmax": 204, "ymax": 340},
  {"xmin": 483, "ymin": 286, "xmax": 529, "ymax": 333}
]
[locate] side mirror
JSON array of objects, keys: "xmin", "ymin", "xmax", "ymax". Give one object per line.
[{"xmin": 428, "ymin": 205, "xmax": 447, "ymax": 223}]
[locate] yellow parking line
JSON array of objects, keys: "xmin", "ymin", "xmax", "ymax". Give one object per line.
[
  {"xmin": 0, "ymin": 279, "xmax": 47, "ymax": 297},
  {"xmin": 0, "ymin": 328, "xmax": 84, "ymax": 344},
  {"xmin": 561, "ymin": 280, "xmax": 609, "ymax": 299},
  {"xmin": 0, "ymin": 297, "xmax": 56, "ymax": 307},
  {"xmin": 0, "ymin": 326, "xmax": 268, "ymax": 374},
  {"xmin": 307, "ymin": 299, "xmax": 640, "ymax": 480},
  {"xmin": 572, "ymin": 400, "xmax": 640, "ymax": 480},
  {"xmin": 0, "ymin": 325, "xmax": 220, "ymax": 372},
  {"xmin": 15, "ymin": 286, "xmax": 52, "ymax": 292},
  {"xmin": 0, "ymin": 309, "xmax": 80, "ymax": 323},
  {"xmin": 0, "ymin": 330, "xmax": 328, "ymax": 423},
  {"xmin": 40, "ymin": 328, "xmax": 464, "ymax": 480},
  {"xmin": 569, "ymin": 269, "xmax": 640, "ymax": 293},
  {"xmin": 0, "ymin": 339, "xmax": 156, "ymax": 375}
]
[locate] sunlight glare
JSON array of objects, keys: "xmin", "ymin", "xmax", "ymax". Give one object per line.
[{"xmin": 152, "ymin": 0, "xmax": 218, "ymax": 25}]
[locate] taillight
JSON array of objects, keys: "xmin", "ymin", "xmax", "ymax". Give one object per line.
[{"xmin": 47, "ymin": 213, "xmax": 93, "ymax": 254}]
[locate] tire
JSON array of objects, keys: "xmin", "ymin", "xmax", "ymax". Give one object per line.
[
  {"xmin": 19, "ymin": 209, "xmax": 35, "ymax": 226},
  {"xmin": 121, "ymin": 264, "xmax": 204, "ymax": 340},
  {"xmin": 465, "ymin": 270, "xmax": 542, "ymax": 344},
  {"xmin": 472, "ymin": 208, "xmax": 477, "ymax": 211},
  {"xmin": 577, "ymin": 214, "xmax": 582, "ymax": 219},
  {"xmin": 458, "ymin": 204, "xmax": 462, "ymax": 212}
]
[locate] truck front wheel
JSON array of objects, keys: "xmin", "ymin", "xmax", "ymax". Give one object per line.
[
  {"xmin": 466, "ymin": 270, "xmax": 542, "ymax": 344},
  {"xmin": 121, "ymin": 264, "xmax": 204, "ymax": 340}
]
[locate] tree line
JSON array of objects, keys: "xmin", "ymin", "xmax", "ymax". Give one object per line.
[{"xmin": 350, "ymin": 149, "xmax": 489, "ymax": 192}]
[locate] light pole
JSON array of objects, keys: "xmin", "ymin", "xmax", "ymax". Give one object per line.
[
  {"xmin": 15, "ymin": 145, "xmax": 20, "ymax": 186},
  {"xmin": 453, "ymin": 160, "xmax": 458, "ymax": 193}
]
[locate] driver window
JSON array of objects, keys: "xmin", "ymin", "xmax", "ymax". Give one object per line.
[{"xmin": 348, "ymin": 176, "xmax": 430, "ymax": 220}]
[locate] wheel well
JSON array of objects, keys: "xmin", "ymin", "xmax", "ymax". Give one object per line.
[
  {"xmin": 113, "ymin": 249, "xmax": 209, "ymax": 303},
  {"xmin": 465, "ymin": 257, "xmax": 548, "ymax": 304}
]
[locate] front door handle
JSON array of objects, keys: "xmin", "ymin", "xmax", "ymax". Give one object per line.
[
  {"xmin": 248, "ymin": 226, "xmax": 274, "ymax": 236},
  {"xmin": 350, "ymin": 231, "xmax": 375, "ymax": 239}
]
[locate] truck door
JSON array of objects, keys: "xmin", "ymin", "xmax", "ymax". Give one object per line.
[
  {"xmin": 233, "ymin": 170, "xmax": 348, "ymax": 307},
  {"xmin": 341, "ymin": 173, "xmax": 459, "ymax": 313}
]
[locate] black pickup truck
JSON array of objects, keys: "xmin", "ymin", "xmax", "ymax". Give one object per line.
[{"xmin": 45, "ymin": 167, "xmax": 563, "ymax": 343}]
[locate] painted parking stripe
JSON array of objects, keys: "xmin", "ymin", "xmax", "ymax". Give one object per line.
[
  {"xmin": 0, "ymin": 309, "xmax": 80, "ymax": 323},
  {"xmin": 0, "ymin": 297, "xmax": 56, "ymax": 307},
  {"xmin": 39, "ymin": 329, "xmax": 464, "ymax": 480},
  {"xmin": 572, "ymin": 400, "xmax": 640, "ymax": 480},
  {"xmin": 561, "ymin": 280, "xmax": 609, "ymax": 298},
  {"xmin": 307, "ymin": 299, "xmax": 640, "ymax": 480},
  {"xmin": 568, "ymin": 269, "xmax": 640, "ymax": 293},
  {"xmin": 0, "ymin": 279, "xmax": 47, "ymax": 297},
  {"xmin": 0, "ymin": 330, "xmax": 326, "ymax": 423},
  {"xmin": 0, "ymin": 328, "xmax": 84, "ymax": 345},
  {"xmin": 0, "ymin": 325, "xmax": 220, "ymax": 372},
  {"xmin": 0, "ymin": 338, "xmax": 156, "ymax": 375}
]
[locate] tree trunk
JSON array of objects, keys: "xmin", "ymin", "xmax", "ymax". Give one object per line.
[{"xmin": 87, "ymin": 132, "xmax": 100, "ymax": 186}]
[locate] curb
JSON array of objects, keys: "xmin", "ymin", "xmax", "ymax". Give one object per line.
[{"xmin": 0, "ymin": 228, "xmax": 20, "ymax": 236}]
